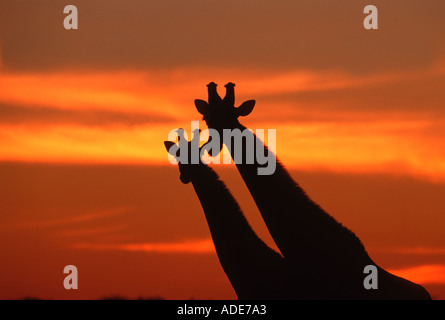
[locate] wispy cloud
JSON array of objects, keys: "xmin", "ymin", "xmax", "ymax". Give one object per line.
[
  {"xmin": 0, "ymin": 72, "xmax": 185, "ymax": 119},
  {"xmin": 7, "ymin": 207, "xmax": 131, "ymax": 230},
  {"xmin": 1, "ymin": 65, "xmax": 444, "ymax": 182},
  {"xmin": 273, "ymin": 119, "xmax": 445, "ymax": 182},
  {"xmin": 74, "ymin": 238, "xmax": 215, "ymax": 254},
  {"xmin": 1, "ymin": 61, "xmax": 444, "ymax": 131},
  {"xmin": 372, "ymin": 246, "xmax": 445, "ymax": 255},
  {"xmin": 388, "ymin": 264, "xmax": 445, "ymax": 285},
  {"xmin": 0, "ymin": 103, "xmax": 174, "ymax": 126},
  {"xmin": 1, "ymin": 118, "xmax": 444, "ymax": 182},
  {"xmin": 73, "ymin": 241, "xmax": 445, "ymax": 284},
  {"xmin": 0, "ymin": 124, "xmax": 170, "ymax": 164},
  {"xmin": 54, "ymin": 224, "xmax": 129, "ymax": 238}
]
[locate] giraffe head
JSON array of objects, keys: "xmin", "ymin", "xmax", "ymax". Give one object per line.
[
  {"xmin": 164, "ymin": 128, "xmax": 206, "ymax": 184},
  {"xmin": 194, "ymin": 82, "xmax": 256, "ymax": 153}
]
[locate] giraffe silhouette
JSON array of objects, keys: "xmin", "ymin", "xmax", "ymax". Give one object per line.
[
  {"xmin": 164, "ymin": 130, "xmax": 284, "ymax": 299},
  {"xmin": 180, "ymin": 82, "xmax": 431, "ymax": 299}
]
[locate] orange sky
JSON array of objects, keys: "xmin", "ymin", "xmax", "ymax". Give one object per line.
[
  {"xmin": 1, "ymin": 0, "xmax": 445, "ymax": 299},
  {"xmin": 1, "ymin": 67, "xmax": 444, "ymax": 181}
]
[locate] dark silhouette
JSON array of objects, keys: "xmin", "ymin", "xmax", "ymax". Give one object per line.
[
  {"xmin": 165, "ymin": 83, "xmax": 431, "ymax": 299},
  {"xmin": 165, "ymin": 132, "xmax": 285, "ymax": 299}
]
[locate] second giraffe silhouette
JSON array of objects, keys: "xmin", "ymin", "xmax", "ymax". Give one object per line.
[{"xmin": 165, "ymin": 83, "xmax": 431, "ymax": 299}]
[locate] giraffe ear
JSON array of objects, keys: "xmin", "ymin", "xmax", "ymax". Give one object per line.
[
  {"xmin": 195, "ymin": 99, "xmax": 209, "ymax": 115},
  {"xmin": 236, "ymin": 100, "xmax": 256, "ymax": 117},
  {"xmin": 164, "ymin": 141, "xmax": 178, "ymax": 156}
]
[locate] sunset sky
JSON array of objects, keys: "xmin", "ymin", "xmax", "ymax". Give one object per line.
[{"xmin": 0, "ymin": 0, "xmax": 444, "ymax": 299}]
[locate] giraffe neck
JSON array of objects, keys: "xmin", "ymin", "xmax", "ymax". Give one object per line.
[
  {"xmin": 225, "ymin": 122, "xmax": 368, "ymax": 262},
  {"xmin": 228, "ymin": 122, "xmax": 298, "ymax": 194},
  {"xmin": 188, "ymin": 164, "xmax": 280, "ymax": 289}
]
